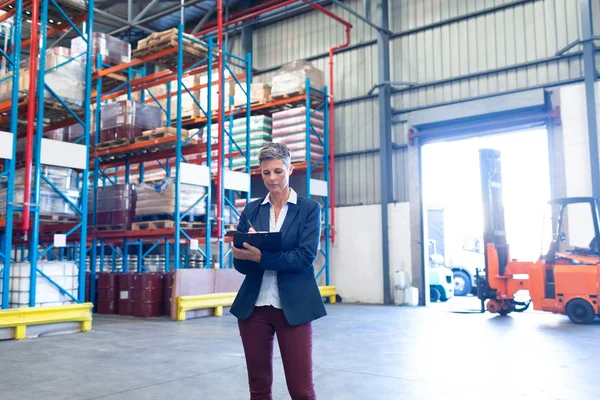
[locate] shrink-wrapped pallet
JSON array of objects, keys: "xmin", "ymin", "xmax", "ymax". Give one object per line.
[
  {"xmin": 271, "ymin": 60, "xmax": 324, "ymax": 98},
  {"xmin": 88, "ymin": 184, "xmax": 136, "ymax": 227},
  {"xmin": 99, "ymin": 100, "xmax": 162, "ymax": 143},
  {"xmin": 72, "ymin": 32, "xmax": 131, "ymax": 65},
  {"xmin": 135, "ymin": 179, "xmax": 207, "ymax": 217},
  {"xmin": 0, "ymin": 47, "xmax": 84, "ymax": 105}
]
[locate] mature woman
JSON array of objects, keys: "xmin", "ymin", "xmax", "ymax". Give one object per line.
[{"xmin": 231, "ymin": 142, "xmax": 326, "ymax": 400}]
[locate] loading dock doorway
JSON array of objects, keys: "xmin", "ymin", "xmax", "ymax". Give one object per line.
[{"xmin": 421, "ymin": 128, "xmax": 551, "ymax": 311}]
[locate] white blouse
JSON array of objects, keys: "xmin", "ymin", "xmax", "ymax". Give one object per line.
[{"xmin": 254, "ymin": 188, "xmax": 298, "ymax": 309}]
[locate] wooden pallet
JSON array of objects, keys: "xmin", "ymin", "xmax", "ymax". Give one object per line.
[
  {"xmin": 134, "ymin": 213, "xmax": 205, "ymax": 223},
  {"xmin": 141, "ymin": 126, "xmax": 189, "ymax": 138},
  {"xmin": 229, "ymin": 96, "xmax": 271, "ymax": 112},
  {"xmin": 43, "ymin": 98, "xmax": 84, "ymax": 122},
  {"xmin": 94, "ymin": 224, "xmax": 127, "ymax": 232},
  {"xmin": 12, "ymin": 212, "xmax": 78, "ymax": 225},
  {"xmin": 96, "ymin": 137, "xmax": 133, "ymax": 150},
  {"xmin": 271, "ymin": 90, "xmax": 306, "ymax": 100},
  {"xmin": 134, "ymin": 127, "xmax": 196, "ymax": 143},
  {"xmin": 132, "ymin": 220, "xmax": 205, "ymax": 231},
  {"xmin": 133, "ymin": 29, "xmax": 208, "ymax": 70}
]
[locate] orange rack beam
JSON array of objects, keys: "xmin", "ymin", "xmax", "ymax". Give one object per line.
[
  {"xmin": 180, "ymin": 94, "xmax": 308, "ymax": 127},
  {"xmin": 92, "ymin": 135, "xmax": 204, "ymax": 159}
]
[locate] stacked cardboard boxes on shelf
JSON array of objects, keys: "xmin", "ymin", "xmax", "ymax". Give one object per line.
[{"xmin": 227, "ymin": 81, "xmax": 272, "ymax": 110}]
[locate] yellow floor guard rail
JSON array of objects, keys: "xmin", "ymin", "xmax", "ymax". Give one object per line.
[
  {"xmin": 0, "ymin": 303, "xmax": 93, "ymax": 340},
  {"xmin": 178, "ymin": 286, "xmax": 337, "ymax": 321}
]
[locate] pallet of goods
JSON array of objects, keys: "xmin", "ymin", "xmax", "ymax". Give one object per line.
[
  {"xmin": 0, "ymin": 47, "xmax": 85, "ymax": 117},
  {"xmin": 203, "ymin": 115, "xmax": 273, "ymax": 171},
  {"xmin": 72, "ymin": 32, "xmax": 131, "ymax": 66},
  {"xmin": 0, "ymin": 166, "xmax": 81, "ymax": 220},
  {"xmin": 133, "ymin": 28, "xmax": 209, "ymax": 69},
  {"xmin": 227, "ymin": 82, "xmax": 272, "ymax": 110},
  {"xmin": 88, "ymin": 184, "xmax": 137, "ymax": 231},
  {"xmin": 96, "ymin": 100, "xmax": 162, "ymax": 150},
  {"xmin": 148, "ymin": 74, "xmax": 203, "ymax": 123},
  {"xmin": 270, "ymin": 60, "xmax": 325, "ymax": 99},
  {"xmin": 72, "ymin": 32, "xmax": 132, "ymax": 92},
  {"xmin": 272, "ymin": 106, "xmax": 325, "ymax": 164},
  {"xmin": 133, "ymin": 178, "xmax": 208, "ymax": 227}
]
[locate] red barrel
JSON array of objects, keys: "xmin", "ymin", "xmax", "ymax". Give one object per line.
[
  {"xmin": 97, "ymin": 272, "xmax": 118, "ymax": 314},
  {"xmin": 133, "ymin": 273, "xmax": 163, "ymax": 318},
  {"xmin": 118, "ymin": 273, "xmax": 136, "ymax": 316},
  {"xmin": 162, "ymin": 272, "xmax": 175, "ymax": 317},
  {"xmin": 85, "ymin": 271, "xmax": 91, "ymax": 303}
]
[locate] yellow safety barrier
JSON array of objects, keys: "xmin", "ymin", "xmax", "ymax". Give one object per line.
[
  {"xmin": 177, "ymin": 292, "xmax": 237, "ymax": 321},
  {"xmin": 319, "ymin": 286, "xmax": 337, "ymax": 304},
  {"xmin": 0, "ymin": 303, "xmax": 93, "ymax": 340},
  {"xmin": 177, "ymin": 286, "xmax": 337, "ymax": 321}
]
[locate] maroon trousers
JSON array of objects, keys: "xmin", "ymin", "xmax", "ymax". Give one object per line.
[{"xmin": 238, "ymin": 306, "xmax": 316, "ymax": 400}]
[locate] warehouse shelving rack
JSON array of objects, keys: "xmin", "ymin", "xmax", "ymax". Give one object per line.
[
  {"xmin": 84, "ymin": 25, "xmax": 256, "ymax": 304},
  {"xmin": 0, "ymin": 0, "xmax": 95, "ymax": 309},
  {"xmin": 28, "ymin": 0, "xmax": 94, "ymax": 307}
]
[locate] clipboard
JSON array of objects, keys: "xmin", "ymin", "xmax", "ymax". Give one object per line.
[{"xmin": 233, "ymin": 232, "xmax": 282, "ymax": 252}]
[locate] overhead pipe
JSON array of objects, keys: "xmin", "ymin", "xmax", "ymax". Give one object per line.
[
  {"xmin": 22, "ymin": 0, "xmax": 41, "ymax": 240},
  {"xmin": 194, "ymin": 0, "xmax": 299, "ymax": 37}
]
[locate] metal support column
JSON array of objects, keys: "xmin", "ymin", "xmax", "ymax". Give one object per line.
[
  {"xmin": 241, "ymin": 0, "xmax": 253, "ymax": 64},
  {"xmin": 79, "ymin": 1, "xmax": 94, "ymax": 301},
  {"xmin": 377, "ymin": 0, "xmax": 392, "ymax": 305},
  {"xmin": 580, "ymin": 0, "xmax": 600, "ymax": 197}
]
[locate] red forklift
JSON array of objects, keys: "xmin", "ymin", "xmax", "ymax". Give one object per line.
[{"xmin": 476, "ymin": 149, "xmax": 600, "ymax": 324}]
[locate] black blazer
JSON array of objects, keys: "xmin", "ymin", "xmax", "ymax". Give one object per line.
[{"xmin": 230, "ymin": 195, "xmax": 327, "ymax": 327}]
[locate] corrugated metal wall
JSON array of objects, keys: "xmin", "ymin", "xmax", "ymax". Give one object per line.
[{"xmin": 251, "ymin": 0, "xmax": 589, "ymax": 205}]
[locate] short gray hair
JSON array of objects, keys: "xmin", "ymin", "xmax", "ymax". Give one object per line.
[{"xmin": 259, "ymin": 142, "xmax": 291, "ymax": 168}]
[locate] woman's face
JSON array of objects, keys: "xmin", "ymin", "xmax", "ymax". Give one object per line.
[{"xmin": 260, "ymin": 158, "xmax": 293, "ymax": 196}]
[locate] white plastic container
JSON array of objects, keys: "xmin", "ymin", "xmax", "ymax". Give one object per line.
[{"xmin": 404, "ymin": 286, "xmax": 419, "ymax": 306}]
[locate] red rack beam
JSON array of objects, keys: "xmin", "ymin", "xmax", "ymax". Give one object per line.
[{"xmin": 22, "ymin": 0, "xmax": 40, "ymax": 239}]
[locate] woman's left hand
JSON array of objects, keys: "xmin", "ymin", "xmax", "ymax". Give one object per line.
[{"xmin": 232, "ymin": 242, "xmax": 262, "ymax": 263}]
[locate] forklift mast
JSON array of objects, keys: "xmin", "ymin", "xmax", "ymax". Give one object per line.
[{"xmin": 479, "ymin": 149, "xmax": 510, "ymax": 277}]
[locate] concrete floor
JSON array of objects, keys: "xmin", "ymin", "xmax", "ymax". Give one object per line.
[{"xmin": 0, "ymin": 304, "xmax": 599, "ymax": 400}]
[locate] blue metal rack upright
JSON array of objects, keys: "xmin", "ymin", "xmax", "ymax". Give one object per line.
[
  {"xmin": 220, "ymin": 43, "xmax": 253, "ymax": 270},
  {"xmin": 304, "ymin": 78, "xmax": 331, "ymax": 286},
  {"xmin": 0, "ymin": 0, "xmax": 24, "ymax": 309},
  {"xmin": 27, "ymin": 0, "xmax": 94, "ymax": 306}
]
